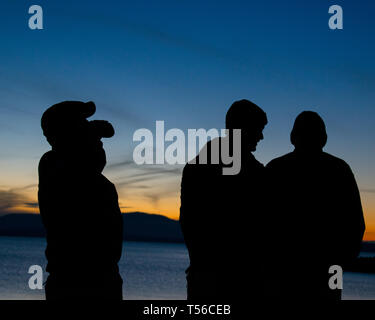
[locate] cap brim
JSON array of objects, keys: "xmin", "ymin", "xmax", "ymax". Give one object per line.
[{"xmin": 81, "ymin": 101, "xmax": 96, "ymax": 118}]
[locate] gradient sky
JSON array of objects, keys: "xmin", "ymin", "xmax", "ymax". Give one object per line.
[{"xmin": 1, "ymin": 1, "xmax": 374, "ymax": 240}]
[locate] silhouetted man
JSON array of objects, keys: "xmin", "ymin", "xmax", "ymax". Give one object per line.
[
  {"xmin": 38, "ymin": 101, "xmax": 123, "ymax": 300},
  {"xmin": 266, "ymin": 111, "xmax": 365, "ymax": 300},
  {"xmin": 180, "ymin": 99, "xmax": 268, "ymax": 301}
]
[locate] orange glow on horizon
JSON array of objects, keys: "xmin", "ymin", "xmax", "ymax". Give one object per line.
[
  {"xmin": 363, "ymin": 231, "xmax": 375, "ymax": 242},
  {"xmin": 5, "ymin": 206, "xmax": 39, "ymax": 215},
  {"xmin": 7, "ymin": 195, "xmax": 375, "ymax": 241},
  {"xmin": 118, "ymin": 197, "xmax": 180, "ymax": 221}
]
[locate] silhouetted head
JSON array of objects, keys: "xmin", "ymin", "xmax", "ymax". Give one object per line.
[
  {"xmin": 226, "ymin": 99, "xmax": 267, "ymax": 152},
  {"xmin": 41, "ymin": 101, "xmax": 115, "ymax": 172},
  {"xmin": 290, "ymin": 111, "xmax": 327, "ymax": 152}
]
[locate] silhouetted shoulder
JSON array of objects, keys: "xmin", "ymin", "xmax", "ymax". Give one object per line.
[
  {"xmin": 320, "ymin": 152, "xmax": 353, "ymax": 171},
  {"xmin": 266, "ymin": 152, "xmax": 294, "ymax": 169},
  {"xmin": 99, "ymin": 174, "xmax": 119, "ymax": 194},
  {"xmin": 38, "ymin": 151, "xmax": 60, "ymax": 182},
  {"xmin": 187, "ymin": 137, "xmax": 221, "ymax": 165},
  {"xmin": 254, "ymin": 157, "xmax": 265, "ymax": 168},
  {"xmin": 183, "ymin": 138, "xmax": 222, "ymax": 177},
  {"xmin": 39, "ymin": 150, "xmax": 57, "ymax": 169},
  {"xmin": 267, "ymin": 151, "xmax": 353, "ymax": 173}
]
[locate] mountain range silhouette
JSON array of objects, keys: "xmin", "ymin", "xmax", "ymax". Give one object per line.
[
  {"xmin": 0, "ymin": 212, "xmax": 184, "ymax": 243},
  {"xmin": 1, "ymin": 212, "xmax": 375, "ymax": 274}
]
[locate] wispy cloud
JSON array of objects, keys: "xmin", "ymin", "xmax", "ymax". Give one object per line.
[
  {"xmin": 11, "ymin": 184, "xmax": 37, "ymax": 192},
  {"xmin": 115, "ymin": 20, "xmax": 237, "ymax": 62},
  {"xmin": 0, "ymin": 190, "xmax": 24, "ymax": 212},
  {"xmin": 97, "ymin": 101, "xmax": 149, "ymax": 128},
  {"xmin": 0, "ymin": 185, "xmax": 37, "ymax": 214},
  {"xmin": 142, "ymin": 187, "xmax": 179, "ymax": 207},
  {"xmin": 24, "ymin": 202, "xmax": 39, "ymax": 208},
  {"xmin": 63, "ymin": 7, "xmax": 239, "ymax": 64},
  {"xmin": 115, "ymin": 166, "xmax": 182, "ymax": 188},
  {"xmin": 107, "ymin": 157, "xmax": 182, "ymax": 210},
  {"xmin": 106, "ymin": 160, "xmax": 134, "ymax": 170},
  {"xmin": 361, "ymin": 188, "xmax": 375, "ymax": 194},
  {"xmin": 107, "ymin": 158, "xmax": 183, "ymax": 177},
  {"xmin": 0, "ymin": 69, "xmax": 148, "ymax": 132}
]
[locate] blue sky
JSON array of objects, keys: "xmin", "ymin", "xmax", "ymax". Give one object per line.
[{"xmin": 0, "ymin": 1, "xmax": 374, "ymax": 235}]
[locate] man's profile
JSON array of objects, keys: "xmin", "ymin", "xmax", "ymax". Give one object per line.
[{"xmin": 180, "ymin": 99, "xmax": 268, "ymax": 301}]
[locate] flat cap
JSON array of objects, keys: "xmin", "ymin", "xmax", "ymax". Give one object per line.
[{"xmin": 41, "ymin": 101, "xmax": 96, "ymax": 138}]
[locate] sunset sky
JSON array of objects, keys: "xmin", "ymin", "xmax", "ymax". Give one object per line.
[{"xmin": 1, "ymin": 1, "xmax": 374, "ymax": 240}]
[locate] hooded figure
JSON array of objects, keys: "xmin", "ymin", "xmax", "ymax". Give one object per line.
[
  {"xmin": 180, "ymin": 99, "xmax": 268, "ymax": 301},
  {"xmin": 38, "ymin": 101, "xmax": 123, "ymax": 300},
  {"xmin": 266, "ymin": 111, "xmax": 365, "ymax": 300}
]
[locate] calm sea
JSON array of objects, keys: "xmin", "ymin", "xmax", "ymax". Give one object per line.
[{"xmin": 0, "ymin": 236, "xmax": 374, "ymax": 300}]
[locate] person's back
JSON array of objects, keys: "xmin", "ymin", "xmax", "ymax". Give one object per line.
[
  {"xmin": 266, "ymin": 111, "xmax": 365, "ymax": 300},
  {"xmin": 38, "ymin": 101, "xmax": 123, "ymax": 300},
  {"xmin": 180, "ymin": 100, "xmax": 268, "ymax": 301}
]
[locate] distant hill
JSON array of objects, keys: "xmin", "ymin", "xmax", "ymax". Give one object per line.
[
  {"xmin": 0, "ymin": 212, "xmax": 184, "ymax": 243},
  {"xmin": 123, "ymin": 212, "xmax": 184, "ymax": 242},
  {"xmin": 361, "ymin": 241, "xmax": 375, "ymax": 253},
  {"xmin": 1, "ymin": 213, "xmax": 374, "ymax": 252},
  {"xmin": 345, "ymin": 257, "xmax": 375, "ymax": 273}
]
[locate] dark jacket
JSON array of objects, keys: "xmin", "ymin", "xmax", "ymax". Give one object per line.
[
  {"xmin": 180, "ymin": 138, "xmax": 266, "ymax": 300},
  {"xmin": 38, "ymin": 150, "xmax": 123, "ymax": 279},
  {"xmin": 266, "ymin": 150, "xmax": 365, "ymax": 299}
]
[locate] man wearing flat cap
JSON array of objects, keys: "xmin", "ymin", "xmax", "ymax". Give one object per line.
[{"xmin": 38, "ymin": 101, "xmax": 123, "ymax": 300}]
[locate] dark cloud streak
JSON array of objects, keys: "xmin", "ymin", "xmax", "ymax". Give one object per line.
[
  {"xmin": 0, "ymin": 189, "xmax": 37, "ymax": 215},
  {"xmin": 361, "ymin": 188, "xmax": 375, "ymax": 194}
]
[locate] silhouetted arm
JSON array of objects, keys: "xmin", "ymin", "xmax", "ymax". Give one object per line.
[
  {"xmin": 180, "ymin": 164, "xmax": 195, "ymax": 259},
  {"xmin": 180, "ymin": 163, "xmax": 213, "ymax": 265},
  {"xmin": 340, "ymin": 165, "xmax": 365, "ymax": 262}
]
